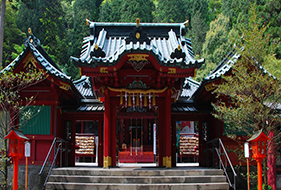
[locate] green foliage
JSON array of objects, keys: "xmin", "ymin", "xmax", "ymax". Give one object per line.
[
  {"xmin": 212, "ymin": 3, "xmax": 281, "ymax": 158},
  {"xmin": 156, "ymin": 0, "xmax": 187, "ymax": 23},
  {"xmin": 0, "ymin": 67, "xmax": 44, "ymax": 188},
  {"xmin": 120, "ymin": 0, "xmax": 155, "ymax": 22},
  {"xmin": 2, "ymin": 1, "xmax": 26, "ymax": 67},
  {"xmin": 188, "ymin": 11, "xmax": 208, "ymax": 55},
  {"xmin": 194, "ymin": 13, "xmax": 232, "ymax": 82}
]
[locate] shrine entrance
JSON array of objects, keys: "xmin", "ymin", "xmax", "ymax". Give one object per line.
[{"xmin": 116, "ymin": 109, "xmax": 157, "ymax": 164}]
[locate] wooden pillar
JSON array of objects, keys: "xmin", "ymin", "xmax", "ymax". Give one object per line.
[
  {"xmin": 103, "ymin": 89, "xmax": 111, "ymax": 168},
  {"xmin": 98, "ymin": 118, "xmax": 103, "ymax": 167},
  {"xmin": 158, "ymin": 98, "xmax": 165, "ymax": 167},
  {"xmin": 111, "ymin": 99, "xmax": 117, "ymax": 167},
  {"xmin": 172, "ymin": 118, "xmax": 177, "ymax": 167},
  {"xmin": 165, "ymin": 89, "xmax": 172, "ymax": 168},
  {"xmin": 198, "ymin": 119, "xmax": 205, "ymax": 167}
]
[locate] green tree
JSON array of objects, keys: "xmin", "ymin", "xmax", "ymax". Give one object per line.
[
  {"xmin": 188, "ymin": 11, "xmax": 208, "ymax": 55},
  {"xmin": 194, "ymin": 13, "xmax": 232, "ymax": 82},
  {"xmin": 99, "ymin": 0, "xmax": 122, "ymax": 22},
  {"xmin": 156, "ymin": 0, "xmax": 187, "ymax": 23},
  {"xmin": 2, "ymin": 1, "xmax": 26, "ymax": 67},
  {"xmin": 120, "ymin": 0, "xmax": 155, "ymax": 22},
  {"xmin": 212, "ymin": 5, "xmax": 281, "ymax": 189}
]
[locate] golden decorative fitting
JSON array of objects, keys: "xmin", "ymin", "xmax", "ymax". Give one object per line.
[
  {"xmin": 100, "ymin": 67, "xmax": 108, "ymax": 73},
  {"xmin": 28, "ymin": 28, "xmax": 32, "ymax": 35},
  {"xmin": 95, "ymin": 44, "xmax": 98, "ymax": 50},
  {"xmin": 128, "ymin": 54, "xmax": 149, "ymax": 62},
  {"xmin": 114, "ymin": 67, "xmax": 116, "ymax": 71},
  {"xmin": 59, "ymin": 82, "xmax": 70, "ymax": 91},
  {"xmin": 168, "ymin": 68, "xmax": 176, "ymax": 74},
  {"xmin": 136, "ymin": 32, "xmax": 140, "ymax": 39},
  {"xmin": 184, "ymin": 20, "xmax": 189, "ymax": 27},
  {"xmin": 152, "ymin": 93, "xmax": 156, "ymax": 106},
  {"xmin": 160, "ymin": 68, "xmax": 162, "ymax": 72},
  {"xmin": 177, "ymin": 45, "xmax": 181, "ymax": 51},
  {"xmin": 136, "ymin": 18, "xmax": 140, "ymax": 27},
  {"xmin": 107, "ymin": 86, "xmax": 168, "ymax": 94},
  {"xmin": 144, "ymin": 95, "xmax": 147, "ymax": 107},
  {"xmin": 86, "ymin": 19, "xmax": 90, "ymax": 26}
]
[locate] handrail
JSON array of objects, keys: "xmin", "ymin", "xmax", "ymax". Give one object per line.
[
  {"xmin": 38, "ymin": 137, "xmax": 69, "ymax": 187},
  {"xmin": 216, "ymin": 138, "xmax": 237, "ymax": 190},
  {"xmin": 43, "ymin": 143, "xmax": 62, "ymax": 186},
  {"xmin": 39, "ymin": 137, "xmax": 57, "ymax": 175}
]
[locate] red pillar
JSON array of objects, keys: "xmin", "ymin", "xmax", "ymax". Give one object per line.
[
  {"xmin": 257, "ymin": 159, "xmax": 263, "ymax": 190},
  {"xmin": 98, "ymin": 118, "xmax": 103, "ymax": 167},
  {"xmin": 111, "ymin": 99, "xmax": 117, "ymax": 167},
  {"xmin": 158, "ymin": 99, "xmax": 165, "ymax": 167},
  {"xmin": 172, "ymin": 118, "xmax": 177, "ymax": 167},
  {"xmin": 165, "ymin": 89, "xmax": 172, "ymax": 168},
  {"xmin": 13, "ymin": 157, "xmax": 19, "ymax": 190},
  {"xmin": 103, "ymin": 89, "xmax": 111, "ymax": 168}
]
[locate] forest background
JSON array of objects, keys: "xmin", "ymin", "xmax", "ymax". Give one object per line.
[{"xmin": 0, "ymin": 0, "xmax": 280, "ymax": 82}]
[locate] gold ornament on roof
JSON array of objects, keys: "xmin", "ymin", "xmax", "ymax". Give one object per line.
[
  {"xmin": 28, "ymin": 28, "xmax": 32, "ymax": 35},
  {"xmin": 136, "ymin": 18, "xmax": 140, "ymax": 27},
  {"xmin": 177, "ymin": 45, "xmax": 181, "ymax": 51},
  {"xmin": 95, "ymin": 44, "xmax": 98, "ymax": 50},
  {"xmin": 86, "ymin": 19, "xmax": 90, "ymax": 26},
  {"xmin": 184, "ymin": 20, "xmax": 189, "ymax": 27},
  {"xmin": 136, "ymin": 32, "xmax": 140, "ymax": 39}
]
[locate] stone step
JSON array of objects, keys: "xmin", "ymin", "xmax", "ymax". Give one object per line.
[
  {"xmin": 46, "ymin": 167, "xmax": 229, "ymax": 190},
  {"xmin": 50, "ymin": 168, "xmax": 224, "ymax": 177},
  {"xmin": 48, "ymin": 175, "xmax": 226, "ymax": 184},
  {"xmin": 45, "ymin": 182, "xmax": 229, "ymax": 190}
]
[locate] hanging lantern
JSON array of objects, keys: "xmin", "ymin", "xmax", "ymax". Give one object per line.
[
  {"xmin": 140, "ymin": 93, "xmax": 142, "ymax": 107},
  {"xmin": 132, "ymin": 93, "xmax": 135, "ymax": 108},
  {"xmin": 125, "ymin": 92, "xmax": 127, "ymax": 107},
  {"xmin": 128, "ymin": 93, "xmax": 132, "ymax": 107},
  {"xmin": 120, "ymin": 92, "xmax": 123, "ymax": 105},
  {"xmin": 136, "ymin": 93, "xmax": 140, "ymax": 106}
]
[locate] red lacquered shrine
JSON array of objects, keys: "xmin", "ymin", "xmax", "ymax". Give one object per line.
[{"xmin": 71, "ymin": 19, "xmax": 204, "ymax": 167}]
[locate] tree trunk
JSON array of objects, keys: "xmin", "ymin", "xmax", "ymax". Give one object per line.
[
  {"xmin": 0, "ymin": 0, "xmax": 6, "ymax": 67},
  {"xmin": 267, "ymin": 131, "xmax": 276, "ymax": 190}
]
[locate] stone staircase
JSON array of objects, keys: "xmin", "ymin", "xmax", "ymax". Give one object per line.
[{"xmin": 45, "ymin": 167, "xmax": 229, "ymax": 190}]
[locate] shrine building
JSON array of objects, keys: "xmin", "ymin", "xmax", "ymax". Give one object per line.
[{"xmin": 2, "ymin": 19, "xmax": 242, "ymax": 169}]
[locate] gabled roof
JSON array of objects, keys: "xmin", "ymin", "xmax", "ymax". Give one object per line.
[
  {"xmin": 1, "ymin": 33, "xmax": 83, "ymax": 99},
  {"xmin": 2, "ymin": 34, "xmax": 71, "ymax": 81},
  {"xmin": 71, "ymin": 20, "xmax": 204, "ymax": 68}
]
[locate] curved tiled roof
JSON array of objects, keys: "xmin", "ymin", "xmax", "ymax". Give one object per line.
[
  {"xmin": 2, "ymin": 35, "xmax": 71, "ymax": 81},
  {"xmin": 71, "ymin": 21, "xmax": 204, "ymax": 68},
  {"xmin": 74, "ymin": 76, "xmax": 94, "ymax": 98},
  {"xmin": 180, "ymin": 77, "xmax": 200, "ymax": 99}
]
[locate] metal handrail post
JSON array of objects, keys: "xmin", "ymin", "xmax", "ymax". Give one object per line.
[
  {"xmin": 39, "ymin": 137, "xmax": 57, "ymax": 175},
  {"xmin": 43, "ymin": 143, "xmax": 62, "ymax": 186}
]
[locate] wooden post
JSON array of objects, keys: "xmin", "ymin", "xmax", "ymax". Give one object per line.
[
  {"xmin": 257, "ymin": 158, "xmax": 262, "ymax": 190},
  {"xmin": 25, "ymin": 156, "xmax": 28, "ymax": 190},
  {"xmin": 13, "ymin": 157, "xmax": 19, "ymax": 190},
  {"xmin": 103, "ymin": 89, "xmax": 111, "ymax": 168},
  {"xmin": 247, "ymin": 157, "xmax": 250, "ymax": 190},
  {"xmin": 165, "ymin": 89, "xmax": 171, "ymax": 168}
]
